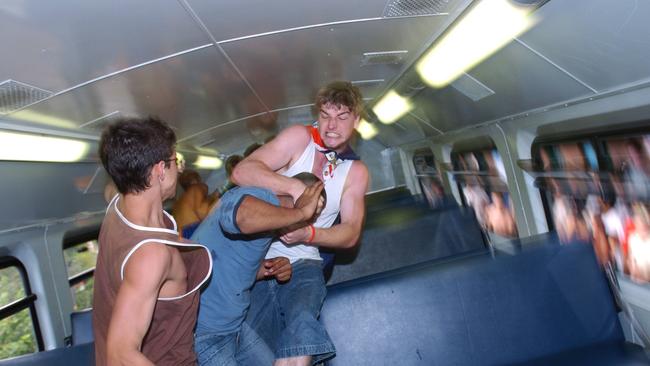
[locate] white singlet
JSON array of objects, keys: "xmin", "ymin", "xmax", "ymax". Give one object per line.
[{"xmin": 265, "ymin": 133, "xmax": 353, "ymax": 263}]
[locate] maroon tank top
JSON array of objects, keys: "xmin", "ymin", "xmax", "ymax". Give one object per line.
[{"xmin": 93, "ymin": 195, "xmax": 212, "ymax": 365}]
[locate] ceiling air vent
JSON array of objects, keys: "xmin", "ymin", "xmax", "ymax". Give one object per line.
[
  {"xmin": 451, "ymin": 73, "xmax": 494, "ymax": 102},
  {"xmin": 383, "ymin": 0, "xmax": 450, "ymax": 17},
  {"xmin": 361, "ymin": 51, "xmax": 408, "ymax": 66},
  {"xmin": 0, "ymin": 79, "xmax": 53, "ymax": 114}
]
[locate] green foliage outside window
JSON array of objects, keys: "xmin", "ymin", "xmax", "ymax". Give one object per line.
[
  {"xmin": 0, "ymin": 267, "xmax": 36, "ymax": 360},
  {"xmin": 64, "ymin": 240, "xmax": 98, "ymax": 310}
]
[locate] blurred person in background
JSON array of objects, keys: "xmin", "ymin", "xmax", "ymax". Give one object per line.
[
  {"xmin": 219, "ymin": 154, "xmax": 243, "ymax": 195},
  {"xmin": 172, "ymin": 169, "xmax": 219, "ymax": 238},
  {"xmin": 628, "ymin": 203, "xmax": 650, "ymax": 283},
  {"xmin": 484, "ymin": 192, "xmax": 517, "ymax": 238}
]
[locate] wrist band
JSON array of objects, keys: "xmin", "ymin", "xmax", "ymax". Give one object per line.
[{"xmin": 307, "ymin": 224, "xmax": 316, "ymax": 243}]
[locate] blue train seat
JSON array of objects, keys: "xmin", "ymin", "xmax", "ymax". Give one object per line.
[
  {"xmin": 320, "ymin": 235, "xmax": 650, "ymax": 365},
  {"xmin": 71, "ymin": 309, "xmax": 94, "ymax": 345}
]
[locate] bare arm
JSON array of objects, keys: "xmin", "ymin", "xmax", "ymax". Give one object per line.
[
  {"xmin": 105, "ymin": 245, "xmax": 170, "ymax": 366},
  {"xmin": 235, "ymin": 182, "xmax": 324, "ymax": 234},
  {"xmin": 280, "ymin": 161, "xmax": 369, "ymax": 249},
  {"xmin": 231, "ymin": 125, "xmax": 311, "ymax": 200}
]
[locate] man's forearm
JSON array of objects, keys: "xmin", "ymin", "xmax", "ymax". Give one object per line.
[
  {"xmin": 311, "ymin": 223, "xmax": 360, "ymax": 249},
  {"xmin": 236, "ymin": 196, "xmax": 307, "ymax": 234},
  {"xmin": 232, "ymin": 160, "xmax": 303, "ymax": 198}
]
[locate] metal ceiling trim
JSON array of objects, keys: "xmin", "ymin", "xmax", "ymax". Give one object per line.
[
  {"xmin": 177, "ymin": 111, "xmax": 268, "ymax": 143},
  {"xmin": 179, "ymin": 102, "xmax": 319, "ymax": 144},
  {"xmin": 514, "ymin": 38, "xmax": 598, "ymax": 94},
  {"xmin": 216, "ymin": 14, "xmax": 447, "ymax": 45},
  {"xmin": 361, "ymin": 51, "xmax": 409, "ymax": 66},
  {"xmin": 408, "ymin": 111, "xmax": 443, "ymax": 134},
  {"xmin": 352, "ymin": 79, "xmax": 386, "ymax": 85},
  {"xmin": 5, "ymin": 44, "xmax": 213, "ymax": 116},
  {"xmin": 177, "ymin": 0, "xmax": 271, "ymax": 114},
  {"xmin": 79, "ymin": 111, "xmax": 121, "ymax": 129}
]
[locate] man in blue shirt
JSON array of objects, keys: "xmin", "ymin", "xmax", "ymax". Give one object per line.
[{"xmin": 192, "ymin": 174, "xmax": 324, "ymax": 366}]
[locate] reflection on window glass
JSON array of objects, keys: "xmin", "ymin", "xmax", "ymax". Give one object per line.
[
  {"xmin": 452, "ymin": 148, "xmax": 518, "ymax": 241},
  {"xmin": 0, "ymin": 267, "xmax": 36, "ymax": 360},
  {"xmin": 64, "ymin": 240, "xmax": 98, "ymax": 310},
  {"xmin": 413, "ymin": 148, "xmax": 446, "ymax": 208},
  {"xmin": 535, "ymin": 134, "xmax": 650, "ymax": 284}
]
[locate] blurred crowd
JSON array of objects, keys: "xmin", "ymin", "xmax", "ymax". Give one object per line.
[
  {"xmin": 537, "ymin": 136, "xmax": 650, "ymax": 283},
  {"xmin": 453, "ymin": 149, "xmax": 518, "ymax": 240}
]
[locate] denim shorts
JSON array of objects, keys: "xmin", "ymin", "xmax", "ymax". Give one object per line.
[
  {"xmin": 195, "ymin": 321, "xmax": 275, "ymax": 366},
  {"xmin": 245, "ymin": 259, "xmax": 336, "ymax": 364}
]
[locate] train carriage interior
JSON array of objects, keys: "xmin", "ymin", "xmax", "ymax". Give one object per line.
[{"xmin": 2, "ymin": 0, "xmax": 650, "ymax": 364}]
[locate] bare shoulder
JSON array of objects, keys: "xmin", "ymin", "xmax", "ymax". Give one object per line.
[
  {"xmin": 268, "ymin": 125, "xmax": 311, "ymax": 150},
  {"xmin": 123, "ymin": 243, "xmax": 172, "ymax": 283},
  {"xmin": 347, "ymin": 161, "xmax": 369, "ymax": 192},
  {"xmin": 245, "ymin": 125, "xmax": 312, "ymax": 168}
]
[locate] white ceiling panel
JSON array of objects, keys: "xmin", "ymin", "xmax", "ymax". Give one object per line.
[
  {"xmin": 189, "ymin": 113, "xmax": 279, "ymax": 156},
  {"xmin": 5, "ymin": 47, "xmax": 267, "ymax": 140},
  {"xmin": 0, "ymin": 0, "xmax": 208, "ymax": 94},
  {"xmin": 414, "ymin": 40, "xmax": 595, "ymax": 132},
  {"xmin": 520, "ymin": 0, "xmax": 650, "ymax": 92},
  {"xmin": 222, "ymin": 16, "xmax": 449, "ymax": 111}
]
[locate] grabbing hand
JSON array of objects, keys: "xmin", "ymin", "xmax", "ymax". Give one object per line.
[
  {"xmin": 256, "ymin": 257, "xmax": 292, "ymax": 283},
  {"xmin": 279, "ymin": 225, "xmax": 311, "ymax": 245},
  {"xmin": 294, "ymin": 181, "xmax": 324, "ymax": 221}
]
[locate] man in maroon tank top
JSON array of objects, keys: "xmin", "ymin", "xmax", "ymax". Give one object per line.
[{"xmin": 93, "ymin": 117, "xmax": 212, "ymax": 365}]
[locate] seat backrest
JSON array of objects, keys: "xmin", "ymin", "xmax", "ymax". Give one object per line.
[
  {"xmin": 71, "ymin": 309, "xmax": 94, "ymax": 345},
  {"xmin": 328, "ymin": 206, "xmax": 486, "ymax": 284},
  {"xmin": 321, "ymin": 239, "xmax": 623, "ymax": 365},
  {"xmin": 0, "ymin": 343, "xmax": 94, "ymax": 366}
]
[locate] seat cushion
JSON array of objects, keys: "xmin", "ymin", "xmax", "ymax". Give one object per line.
[{"xmin": 509, "ymin": 342, "xmax": 650, "ymax": 366}]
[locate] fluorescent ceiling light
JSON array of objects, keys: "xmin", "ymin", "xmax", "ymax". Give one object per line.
[
  {"xmin": 357, "ymin": 119, "xmax": 379, "ymax": 140},
  {"xmin": 0, "ymin": 131, "xmax": 89, "ymax": 162},
  {"xmin": 416, "ymin": 0, "xmax": 537, "ymax": 88},
  {"xmin": 194, "ymin": 155, "xmax": 223, "ymax": 169},
  {"xmin": 372, "ymin": 90, "xmax": 413, "ymax": 124},
  {"xmin": 10, "ymin": 110, "xmax": 77, "ymax": 129}
]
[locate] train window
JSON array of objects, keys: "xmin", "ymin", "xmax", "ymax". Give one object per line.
[
  {"xmin": 532, "ymin": 131, "xmax": 650, "ymax": 284},
  {"xmin": 0, "ymin": 257, "xmax": 44, "ymax": 360},
  {"xmin": 450, "ymin": 144, "xmax": 518, "ymax": 243},
  {"xmin": 412, "ymin": 148, "xmax": 445, "ymax": 208},
  {"xmin": 63, "ymin": 239, "xmax": 98, "ymax": 311}
]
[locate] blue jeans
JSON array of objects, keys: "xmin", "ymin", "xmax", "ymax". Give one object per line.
[
  {"xmin": 245, "ymin": 259, "xmax": 336, "ymax": 364},
  {"xmin": 195, "ymin": 321, "xmax": 275, "ymax": 366}
]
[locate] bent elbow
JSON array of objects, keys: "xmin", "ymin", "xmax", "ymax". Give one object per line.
[
  {"xmin": 230, "ymin": 164, "xmax": 245, "ymax": 186},
  {"xmin": 342, "ymin": 235, "xmax": 360, "ymax": 249}
]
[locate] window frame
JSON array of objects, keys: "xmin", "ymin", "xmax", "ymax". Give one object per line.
[{"xmin": 0, "ymin": 256, "xmax": 45, "ymax": 352}]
